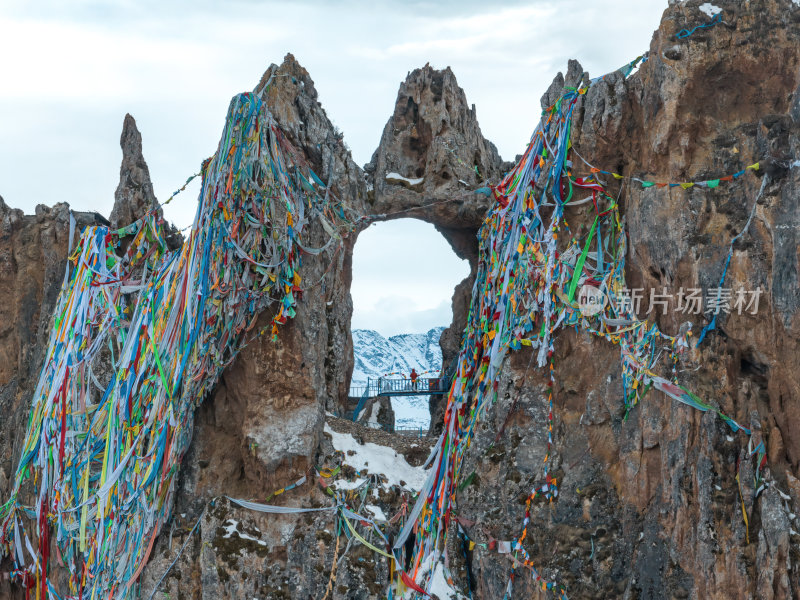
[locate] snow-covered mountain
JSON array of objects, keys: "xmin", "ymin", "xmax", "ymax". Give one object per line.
[
  {"xmin": 351, "ymin": 327, "xmax": 445, "ymax": 430},
  {"xmin": 351, "ymin": 327, "xmax": 445, "ymax": 384}
]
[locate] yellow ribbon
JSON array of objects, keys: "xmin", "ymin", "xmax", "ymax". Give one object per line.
[{"xmin": 342, "ymin": 513, "xmax": 397, "ymax": 564}]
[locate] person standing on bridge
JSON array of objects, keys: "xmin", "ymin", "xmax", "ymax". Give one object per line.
[{"xmin": 410, "ymin": 368, "xmax": 418, "ymax": 391}]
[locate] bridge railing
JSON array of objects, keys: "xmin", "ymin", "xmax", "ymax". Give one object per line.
[
  {"xmin": 375, "ymin": 377, "xmax": 446, "ymax": 394},
  {"xmin": 393, "ymin": 426, "xmax": 430, "ymax": 437},
  {"xmin": 348, "ymin": 375, "xmax": 453, "ymax": 399},
  {"xmin": 348, "ymin": 385, "xmax": 369, "ymax": 399}
]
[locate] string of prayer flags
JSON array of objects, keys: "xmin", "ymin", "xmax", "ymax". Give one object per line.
[
  {"xmin": 587, "ymin": 161, "xmax": 761, "ymax": 190},
  {"xmin": 676, "ymin": 11, "xmax": 723, "ymax": 40}
]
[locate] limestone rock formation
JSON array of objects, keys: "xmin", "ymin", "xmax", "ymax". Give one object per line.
[
  {"xmin": 134, "ymin": 56, "xmax": 497, "ymax": 600},
  {"xmin": 366, "ymin": 63, "xmax": 505, "ymax": 255},
  {"xmin": 191, "ymin": 53, "xmax": 367, "ymax": 488},
  {"xmin": 135, "ymin": 55, "xmax": 374, "ymax": 599},
  {"xmin": 365, "ymin": 64, "xmax": 507, "ymax": 431}
]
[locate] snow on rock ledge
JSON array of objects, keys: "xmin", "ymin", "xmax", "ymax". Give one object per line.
[
  {"xmin": 385, "ymin": 172, "xmax": 425, "ymax": 188},
  {"xmin": 324, "ymin": 423, "xmax": 428, "ymax": 490},
  {"xmin": 698, "ymin": 2, "xmax": 722, "ymax": 16}
]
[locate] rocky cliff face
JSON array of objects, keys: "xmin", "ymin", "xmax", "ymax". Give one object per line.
[
  {"xmin": 449, "ymin": 1, "xmax": 800, "ymax": 598},
  {"xmin": 365, "ymin": 63, "xmax": 505, "ymax": 236},
  {"xmin": 172, "ymin": 54, "xmax": 368, "ymax": 500},
  {"xmin": 2, "ymin": 1, "xmax": 800, "ymax": 598},
  {"xmin": 132, "ymin": 55, "xmax": 379, "ymax": 599}
]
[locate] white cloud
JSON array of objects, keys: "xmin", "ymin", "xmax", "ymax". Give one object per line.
[
  {"xmin": 351, "ymin": 219, "xmax": 470, "ymax": 335},
  {"xmin": 0, "ymin": 18, "xmax": 218, "ymax": 101},
  {"xmin": 352, "ymin": 297, "xmax": 453, "ymax": 337}
]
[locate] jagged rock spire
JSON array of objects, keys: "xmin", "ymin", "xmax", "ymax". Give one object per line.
[
  {"xmin": 109, "ymin": 114, "xmax": 159, "ymax": 230},
  {"xmin": 253, "ymin": 53, "xmax": 367, "ymax": 208},
  {"xmin": 367, "ymin": 64, "xmax": 504, "ymax": 201}
]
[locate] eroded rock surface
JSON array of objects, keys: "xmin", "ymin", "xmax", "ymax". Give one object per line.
[
  {"xmin": 3, "ymin": 1, "xmax": 800, "ymax": 598},
  {"xmin": 135, "ymin": 55, "xmax": 375, "ymax": 599},
  {"xmin": 109, "ymin": 114, "xmax": 159, "ymax": 230},
  {"xmin": 365, "ymin": 64, "xmax": 507, "ymax": 432},
  {"xmin": 365, "ymin": 63, "xmax": 505, "ymax": 239},
  {"xmin": 449, "ymin": 1, "xmax": 800, "ymax": 598}
]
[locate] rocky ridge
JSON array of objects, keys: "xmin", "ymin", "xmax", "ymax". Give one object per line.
[{"xmin": 1, "ymin": 1, "xmax": 800, "ymax": 598}]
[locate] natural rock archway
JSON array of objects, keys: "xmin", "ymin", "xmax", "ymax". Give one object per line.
[
  {"xmin": 348, "ymin": 216, "xmax": 471, "ymax": 432},
  {"xmin": 363, "ymin": 63, "xmax": 508, "ymax": 431}
]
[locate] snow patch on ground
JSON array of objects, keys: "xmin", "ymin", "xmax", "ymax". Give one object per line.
[
  {"xmin": 363, "ymin": 401, "xmax": 382, "ymax": 429},
  {"xmin": 386, "ymin": 172, "xmax": 424, "ymax": 186},
  {"xmin": 698, "ymin": 2, "xmax": 721, "ymax": 16},
  {"xmin": 428, "ymin": 561, "xmax": 464, "ymax": 599},
  {"xmin": 324, "ymin": 423, "xmax": 428, "ymax": 490},
  {"xmin": 334, "ymin": 477, "xmax": 367, "ymax": 490},
  {"xmin": 222, "ymin": 519, "xmax": 238, "ymax": 537}
]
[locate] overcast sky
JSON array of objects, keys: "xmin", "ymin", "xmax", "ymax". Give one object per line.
[
  {"xmin": 351, "ymin": 219, "xmax": 470, "ymax": 336},
  {"xmin": 0, "ymin": 0, "xmax": 669, "ymax": 336}
]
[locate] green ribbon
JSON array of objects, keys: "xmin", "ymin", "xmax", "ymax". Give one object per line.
[{"xmin": 567, "ymin": 216, "xmax": 598, "ymax": 302}]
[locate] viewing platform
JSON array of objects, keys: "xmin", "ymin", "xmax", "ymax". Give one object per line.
[
  {"xmin": 349, "ymin": 377, "xmax": 449, "ymax": 399},
  {"xmin": 345, "ymin": 371, "xmax": 454, "ymax": 425}
]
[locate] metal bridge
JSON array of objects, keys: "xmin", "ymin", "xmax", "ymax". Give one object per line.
[
  {"xmin": 347, "ymin": 375, "xmax": 451, "ymax": 423},
  {"xmin": 349, "ymin": 377, "xmax": 449, "ymax": 399}
]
